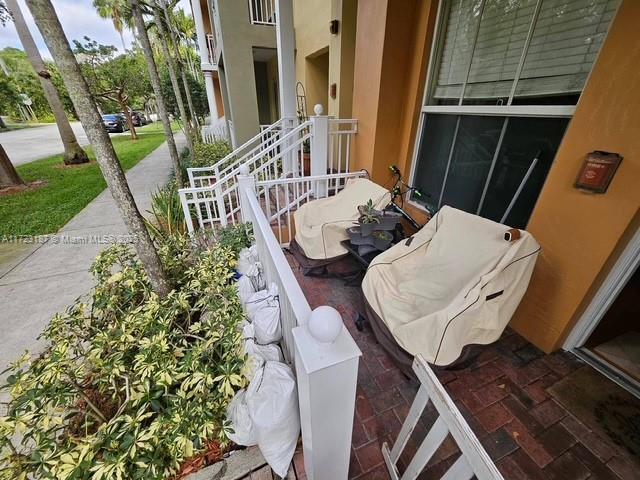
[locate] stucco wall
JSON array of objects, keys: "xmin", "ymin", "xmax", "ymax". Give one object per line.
[
  {"xmin": 216, "ymin": 0, "xmax": 277, "ymax": 144},
  {"xmin": 293, "ymin": 0, "xmax": 357, "ymax": 117},
  {"xmin": 350, "ymin": 0, "xmax": 640, "ymax": 352},
  {"xmin": 511, "ymin": 0, "xmax": 640, "ymax": 351}
]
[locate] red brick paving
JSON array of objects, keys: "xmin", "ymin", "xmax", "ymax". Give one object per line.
[{"xmin": 287, "ymin": 254, "xmax": 640, "ymax": 479}]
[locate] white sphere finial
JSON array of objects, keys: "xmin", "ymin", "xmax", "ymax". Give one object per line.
[
  {"xmin": 313, "ymin": 104, "xmax": 324, "ymax": 116},
  {"xmin": 239, "ymin": 163, "xmax": 250, "ymax": 175},
  {"xmin": 307, "ymin": 306, "xmax": 343, "ymax": 344}
]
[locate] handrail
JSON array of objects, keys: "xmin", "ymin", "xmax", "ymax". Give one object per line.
[{"xmin": 255, "ymin": 170, "xmax": 367, "ymax": 187}]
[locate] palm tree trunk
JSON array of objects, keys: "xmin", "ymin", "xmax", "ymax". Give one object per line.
[
  {"xmin": 153, "ymin": 6, "xmax": 194, "ymax": 158},
  {"xmin": 6, "ymin": 0, "xmax": 89, "ymax": 166},
  {"xmin": 128, "ymin": 0, "xmax": 183, "ymax": 187},
  {"xmin": 25, "ymin": 0, "xmax": 171, "ymax": 297},
  {"xmin": 0, "ymin": 144, "xmax": 24, "ymax": 188},
  {"xmin": 162, "ymin": 1, "xmax": 199, "ymax": 130}
]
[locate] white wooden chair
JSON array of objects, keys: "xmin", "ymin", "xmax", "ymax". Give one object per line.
[{"xmin": 382, "ymin": 355, "xmax": 504, "ymax": 480}]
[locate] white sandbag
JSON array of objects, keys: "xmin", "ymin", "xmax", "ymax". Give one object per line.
[
  {"xmin": 246, "ymin": 338, "xmax": 284, "ymax": 363},
  {"xmin": 242, "ymin": 323, "xmax": 284, "ymax": 362},
  {"xmin": 245, "ymin": 262, "xmax": 266, "ymax": 291},
  {"xmin": 226, "ymin": 390, "xmax": 258, "ymax": 446},
  {"xmin": 236, "ymin": 275, "xmax": 255, "ymax": 304},
  {"xmin": 246, "ymin": 284, "xmax": 281, "ymax": 344},
  {"xmin": 237, "ymin": 246, "xmax": 260, "ymax": 275},
  {"xmin": 246, "ymin": 362, "xmax": 300, "ymax": 477}
]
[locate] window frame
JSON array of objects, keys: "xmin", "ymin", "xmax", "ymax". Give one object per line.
[{"xmin": 407, "ymin": 0, "xmax": 617, "ymax": 219}]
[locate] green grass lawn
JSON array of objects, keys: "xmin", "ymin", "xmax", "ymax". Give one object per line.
[{"xmin": 0, "ymin": 123, "xmax": 172, "ymax": 236}]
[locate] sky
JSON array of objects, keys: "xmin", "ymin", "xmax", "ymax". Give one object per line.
[{"xmin": 0, "ymin": 0, "xmax": 192, "ymax": 59}]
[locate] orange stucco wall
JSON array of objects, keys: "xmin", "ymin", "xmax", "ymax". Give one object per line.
[
  {"xmin": 351, "ymin": 0, "xmax": 640, "ymax": 352},
  {"xmin": 510, "ymin": 0, "xmax": 640, "ymax": 351}
]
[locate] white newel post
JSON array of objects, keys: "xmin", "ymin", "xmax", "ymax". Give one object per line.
[
  {"xmin": 293, "ymin": 306, "xmax": 362, "ymax": 480},
  {"xmin": 237, "ymin": 164, "xmax": 256, "ymax": 223},
  {"xmin": 310, "ymin": 104, "xmax": 329, "ymax": 196}
]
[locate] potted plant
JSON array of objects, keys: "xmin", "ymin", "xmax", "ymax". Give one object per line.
[
  {"xmin": 357, "ymin": 199, "xmax": 381, "ymax": 236},
  {"xmin": 347, "ymin": 226, "xmax": 374, "ymax": 246},
  {"xmin": 372, "ymin": 230, "xmax": 393, "ymax": 251},
  {"xmin": 375, "ymin": 210, "xmax": 403, "ymax": 231}
]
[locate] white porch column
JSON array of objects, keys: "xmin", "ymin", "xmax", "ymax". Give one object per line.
[
  {"xmin": 203, "ymin": 71, "xmax": 219, "ymax": 120},
  {"xmin": 190, "ymin": 0, "xmax": 210, "ymax": 67},
  {"xmin": 276, "ymin": 0, "xmax": 297, "ymax": 173},
  {"xmin": 275, "ymin": 0, "xmax": 297, "ymax": 120}
]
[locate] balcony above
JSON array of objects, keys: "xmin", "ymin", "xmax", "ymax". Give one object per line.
[{"xmin": 249, "ymin": 0, "xmax": 277, "ymax": 26}]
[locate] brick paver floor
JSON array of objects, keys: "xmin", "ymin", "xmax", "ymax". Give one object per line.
[{"xmin": 287, "ymin": 254, "xmax": 639, "ymax": 480}]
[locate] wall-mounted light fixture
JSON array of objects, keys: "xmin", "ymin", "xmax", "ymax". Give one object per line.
[
  {"xmin": 574, "ymin": 151, "xmax": 623, "ymax": 194},
  {"xmin": 330, "ymin": 83, "xmax": 337, "ymax": 99},
  {"xmin": 329, "ymin": 19, "xmax": 340, "ymax": 34}
]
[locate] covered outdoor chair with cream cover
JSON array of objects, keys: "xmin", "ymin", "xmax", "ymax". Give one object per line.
[
  {"xmin": 289, "ymin": 177, "xmax": 390, "ymax": 272},
  {"xmin": 362, "ymin": 206, "xmax": 540, "ymax": 375}
]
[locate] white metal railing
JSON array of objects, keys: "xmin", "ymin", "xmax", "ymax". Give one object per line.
[
  {"xmin": 188, "ymin": 118, "xmax": 288, "ymax": 188},
  {"xmin": 180, "ymin": 119, "xmax": 309, "ymax": 231},
  {"xmin": 201, "ymin": 118, "xmax": 229, "ymax": 143},
  {"xmin": 205, "ymin": 33, "xmax": 216, "ymax": 65},
  {"xmin": 237, "ymin": 168, "xmax": 361, "ymax": 480},
  {"xmin": 254, "ymin": 171, "xmax": 368, "ymax": 246},
  {"xmin": 249, "ymin": 0, "xmax": 276, "ymax": 25},
  {"xmin": 383, "ymin": 355, "xmax": 503, "ymax": 480},
  {"xmin": 328, "ymin": 119, "xmax": 357, "ymax": 173}
]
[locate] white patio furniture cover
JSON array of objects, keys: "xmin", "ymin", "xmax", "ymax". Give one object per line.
[
  {"xmin": 293, "ymin": 178, "xmax": 390, "ymax": 260},
  {"xmin": 362, "ymin": 206, "xmax": 540, "ymax": 366}
]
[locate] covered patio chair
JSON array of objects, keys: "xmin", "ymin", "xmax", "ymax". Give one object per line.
[
  {"xmin": 362, "ymin": 206, "xmax": 540, "ymax": 375},
  {"xmin": 289, "ymin": 177, "xmax": 390, "ymax": 273}
]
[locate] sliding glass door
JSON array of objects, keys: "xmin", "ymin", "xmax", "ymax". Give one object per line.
[{"xmin": 411, "ymin": 0, "xmax": 620, "ymax": 228}]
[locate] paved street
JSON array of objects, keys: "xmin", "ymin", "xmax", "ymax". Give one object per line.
[
  {"xmin": 0, "ymin": 122, "xmax": 133, "ymax": 166},
  {"xmin": 0, "ymin": 134, "xmax": 184, "ymax": 379}
]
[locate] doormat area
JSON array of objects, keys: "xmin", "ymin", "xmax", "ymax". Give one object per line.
[{"xmin": 549, "ymin": 366, "xmax": 640, "ymax": 465}]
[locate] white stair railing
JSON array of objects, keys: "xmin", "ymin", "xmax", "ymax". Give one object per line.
[
  {"xmin": 180, "ymin": 119, "xmax": 310, "ymax": 231},
  {"xmin": 383, "ymin": 355, "xmax": 504, "ymax": 480},
  {"xmin": 188, "ymin": 117, "xmax": 289, "ymax": 188},
  {"xmin": 237, "ymin": 166, "xmax": 361, "ymax": 480}
]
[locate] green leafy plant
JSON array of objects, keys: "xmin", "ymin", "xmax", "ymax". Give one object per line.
[
  {"xmin": 0, "ymin": 229, "xmax": 251, "ymax": 480},
  {"xmin": 146, "ymin": 182, "xmax": 187, "ymax": 241},
  {"xmin": 357, "ymin": 199, "xmax": 381, "ymax": 224},
  {"xmin": 191, "ymin": 141, "xmax": 233, "ymax": 169}
]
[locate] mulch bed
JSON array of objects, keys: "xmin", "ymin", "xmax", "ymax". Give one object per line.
[{"xmin": 0, "ymin": 180, "xmax": 47, "ymax": 197}]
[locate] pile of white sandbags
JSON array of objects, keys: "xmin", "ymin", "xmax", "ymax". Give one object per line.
[{"xmin": 228, "ymin": 246, "xmax": 300, "ymax": 478}]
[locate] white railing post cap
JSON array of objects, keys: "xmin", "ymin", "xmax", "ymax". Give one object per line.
[
  {"xmin": 239, "ymin": 163, "xmax": 251, "ymax": 176},
  {"xmin": 307, "ymin": 306, "xmax": 343, "ymax": 344},
  {"xmin": 313, "ymin": 104, "xmax": 324, "ymax": 116}
]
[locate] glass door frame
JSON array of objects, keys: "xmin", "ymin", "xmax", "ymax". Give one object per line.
[{"xmin": 406, "ymin": 0, "xmax": 617, "ymax": 217}]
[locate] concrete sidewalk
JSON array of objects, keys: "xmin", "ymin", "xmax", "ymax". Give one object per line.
[{"xmin": 0, "ymin": 135, "xmax": 185, "ymax": 374}]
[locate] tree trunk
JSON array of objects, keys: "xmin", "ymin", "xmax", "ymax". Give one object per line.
[
  {"xmin": 25, "ymin": 0, "xmax": 172, "ymax": 297},
  {"xmin": 6, "ymin": 0, "xmax": 89, "ymax": 166},
  {"xmin": 153, "ymin": 6, "xmax": 194, "ymax": 158},
  {"xmin": 0, "ymin": 144, "xmax": 24, "ymax": 188},
  {"xmin": 162, "ymin": 1, "xmax": 199, "ymax": 130},
  {"xmin": 129, "ymin": 0, "xmax": 183, "ymax": 187},
  {"xmin": 119, "ymin": 96, "xmax": 138, "ymax": 140}
]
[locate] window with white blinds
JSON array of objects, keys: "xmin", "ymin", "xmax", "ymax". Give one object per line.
[
  {"xmin": 429, "ymin": 0, "xmax": 620, "ymax": 105},
  {"xmin": 410, "ymin": 0, "xmax": 620, "ymax": 228}
]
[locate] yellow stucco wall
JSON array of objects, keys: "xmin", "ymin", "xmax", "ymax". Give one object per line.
[
  {"xmin": 351, "ymin": 0, "xmax": 640, "ymax": 352},
  {"xmin": 293, "ymin": 0, "xmax": 357, "ymax": 118}
]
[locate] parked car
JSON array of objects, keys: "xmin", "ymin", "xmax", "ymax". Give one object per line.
[
  {"xmin": 102, "ymin": 114, "xmax": 128, "ymax": 133},
  {"xmin": 121, "ymin": 111, "xmax": 148, "ymax": 127}
]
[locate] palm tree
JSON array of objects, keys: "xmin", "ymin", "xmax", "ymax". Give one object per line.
[
  {"xmin": 128, "ymin": 0, "xmax": 183, "ymax": 187},
  {"xmin": 152, "ymin": 2, "xmax": 194, "ymax": 157},
  {"xmin": 24, "ymin": 0, "xmax": 171, "ymax": 296},
  {"xmin": 93, "ymin": 0, "xmax": 129, "ymax": 51},
  {"xmin": 5, "ymin": 0, "xmax": 90, "ymax": 165},
  {"xmin": 161, "ymin": 0, "xmax": 198, "ymax": 129}
]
